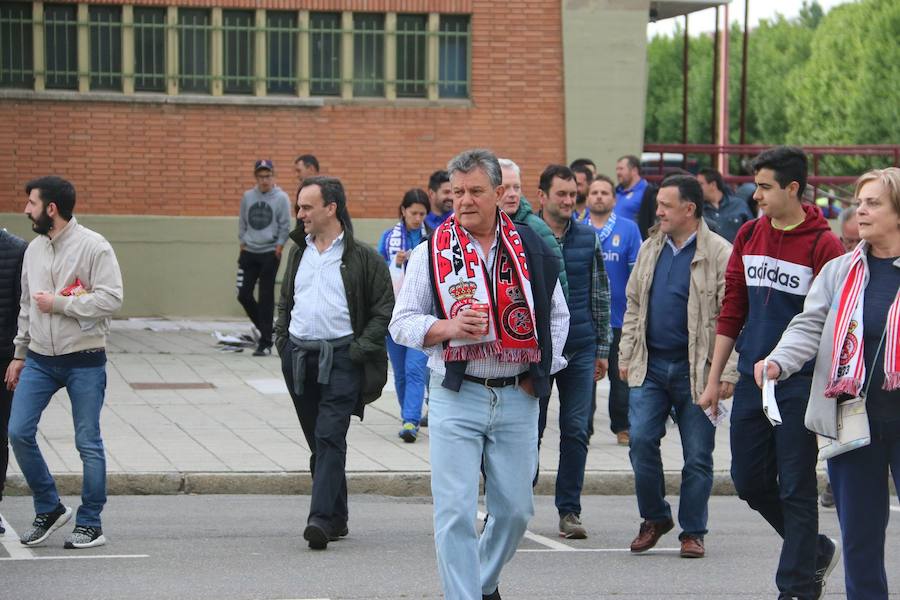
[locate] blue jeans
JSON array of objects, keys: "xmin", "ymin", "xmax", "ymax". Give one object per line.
[
  {"xmin": 628, "ymin": 354, "xmax": 715, "ymax": 537},
  {"xmin": 730, "ymin": 374, "xmax": 826, "ymax": 600},
  {"xmin": 385, "ymin": 335, "xmax": 428, "ymax": 426},
  {"xmin": 828, "ymin": 418, "xmax": 900, "ymax": 600},
  {"xmin": 8, "ymin": 358, "xmax": 107, "ymax": 527},
  {"xmin": 429, "ymin": 376, "xmax": 538, "ymax": 600},
  {"xmin": 538, "ymin": 346, "xmax": 595, "ymax": 516}
]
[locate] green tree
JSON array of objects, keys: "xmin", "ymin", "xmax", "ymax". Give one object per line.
[{"xmin": 788, "ymin": 0, "xmax": 900, "ymax": 157}]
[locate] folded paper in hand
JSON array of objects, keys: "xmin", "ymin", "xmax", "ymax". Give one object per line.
[
  {"xmin": 704, "ymin": 400, "xmax": 729, "ymax": 427},
  {"xmin": 762, "ymin": 359, "xmax": 782, "ymax": 426}
]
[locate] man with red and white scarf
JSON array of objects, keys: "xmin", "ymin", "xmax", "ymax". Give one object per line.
[{"xmin": 390, "ymin": 149, "xmax": 569, "ymax": 600}]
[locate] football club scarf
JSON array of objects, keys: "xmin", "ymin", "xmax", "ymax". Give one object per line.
[
  {"xmin": 582, "ymin": 211, "xmax": 617, "ymax": 244},
  {"xmin": 386, "ymin": 220, "xmax": 425, "ymax": 295},
  {"xmin": 825, "ymin": 241, "xmax": 900, "ymax": 397},
  {"xmin": 429, "ymin": 209, "xmax": 540, "ymax": 363}
]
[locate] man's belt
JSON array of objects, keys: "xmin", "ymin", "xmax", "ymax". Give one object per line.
[{"xmin": 462, "ymin": 371, "xmax": 529, "ymax": 388}]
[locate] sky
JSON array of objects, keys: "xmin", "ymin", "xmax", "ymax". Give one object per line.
[{"xmin": 647, "ymin": 0, "xmax": 855, "ymax": 38}]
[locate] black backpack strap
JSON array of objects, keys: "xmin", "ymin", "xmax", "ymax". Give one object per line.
[
  {"xmin": 809, "ymin": 228, "xmax": 827, "ymax": 271},
  {"xmin": 743, "ymin": 218, "xmax": 759, "ymax": 244}
]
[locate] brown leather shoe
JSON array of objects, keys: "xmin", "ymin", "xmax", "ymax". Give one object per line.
[
  {"xmin": 679, "ymin": 535, "xmax": 705, "ymax": 558},
  {"xmin": 629, "ymin": 518, "xmax": 674, "ymax": 553},
  {"xmin": 616, "ymin": 430, "xmax": 630, "ymax": 446}
]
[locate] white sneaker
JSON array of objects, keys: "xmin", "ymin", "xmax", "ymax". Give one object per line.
[{"xmin": 64, "ymin": 524, "xmax": 107, "ymax": 549}]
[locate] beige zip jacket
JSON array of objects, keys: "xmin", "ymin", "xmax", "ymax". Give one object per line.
[
  {"xmin": 14, "ymin": 217, "xmax": 124, "ymax": 358},
  {"xmin": 619, "ymin": 219, "xmax": 738, "ymax": 402}
]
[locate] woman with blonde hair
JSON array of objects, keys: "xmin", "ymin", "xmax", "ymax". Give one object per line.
[{"xmin": 757, "ymin": 167, "xmax": 900, "ymax": 599}]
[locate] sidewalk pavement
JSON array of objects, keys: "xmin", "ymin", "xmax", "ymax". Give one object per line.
[{"xmin": 4, "ymin": 319, "xmax": 792, "ymax": 497}]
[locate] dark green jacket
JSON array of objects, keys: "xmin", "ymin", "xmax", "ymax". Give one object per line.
[
  {"xmin": 274, "ymin": 226, "xmax": 394, "ymax": 419},
  {"xmin": 513, "ymin": 196, "xmax": 569, "ymax": 299}
]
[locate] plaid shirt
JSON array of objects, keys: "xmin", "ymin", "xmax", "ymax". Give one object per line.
[
  {"xmin": 591, "ymin": 236, "xmax": 612, "ymax": 359},
  {"xmin": 389, "ymin": 231, "xmax": 570, "ymax": 378}
]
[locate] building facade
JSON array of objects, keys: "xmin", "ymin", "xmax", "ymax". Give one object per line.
[{"xmin": 0, "ymin": 0, "xmax": 715, "ymax": 316}]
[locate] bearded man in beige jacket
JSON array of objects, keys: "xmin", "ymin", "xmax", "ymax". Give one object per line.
[{"xmin": 5, "ymin": 176, "xmax": 123, "ymax": 550}]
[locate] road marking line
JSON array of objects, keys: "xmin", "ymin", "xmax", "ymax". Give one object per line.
[
  {"xmin": 477, "ymin": 511, "xmax": 574, "ymax": 551},
  {"xmin": 0, "ymin": 513, "xmax": 36, "ymax": 559},
  {"xmin": 519, "ymin": 547, "xmax": 682, "ymax": 553},
  {"xmin": 0, "ymin": 554, "xmax": 150, "ymax": 562},
  {"xmin": 890, "ymin": 506, "xmax": 900, "ymax": 513}
]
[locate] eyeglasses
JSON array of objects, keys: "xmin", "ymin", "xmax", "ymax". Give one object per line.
[{"xmin": 256, "ymin": 173, "xmax": 274, "ymax": 180}]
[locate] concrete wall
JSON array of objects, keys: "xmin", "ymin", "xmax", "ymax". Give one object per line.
[
  {"xmin": 1, "ymin": 214, "xmax": 394, "ymax": 317},
  {"xmin": 562, "ymin": 0, "xmax": 650, "ymax": 176}
]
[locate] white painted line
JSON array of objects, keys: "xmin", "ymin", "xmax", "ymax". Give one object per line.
[
  {"xmin": 246, "ymin": 378, "xmax": 288, "ymax": 395},
  {"xmin": 890, "ymin": 506, "xmax": 900, "ymax": 513},
  {"xmin": 477, "ymin": 511, "xmax": 575, "ymax": 552},
  {"xmin": 0, "ymin": 554, "xmax": 150, "ymax": 562},
  {"xmin": 519, "ymin": 547, "xmax": 682, "ymax": 553},
  {"xmin": 0, "ymin": 513, "xmax": 36, "ymax": 560},
  {"xmin": 522, "ymin": 529, "xmax": 577, "ymax": 551}
]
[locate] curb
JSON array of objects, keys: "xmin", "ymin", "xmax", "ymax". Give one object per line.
[{"xmin": 0, "ymin": 471, "xmax": 800, "ymax": 497}]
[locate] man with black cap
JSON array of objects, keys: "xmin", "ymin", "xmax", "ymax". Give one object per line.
[{"xmin": 238, "ymin": 159, "xmax": 291, "ymax": 356}]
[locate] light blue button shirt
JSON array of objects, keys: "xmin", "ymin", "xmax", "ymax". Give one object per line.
[{"xmin": 288, "ymin": 232, "xmax": 354, "ymax": 340}]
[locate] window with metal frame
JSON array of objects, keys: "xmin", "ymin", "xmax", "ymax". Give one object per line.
[
  {"xmin": 266, "ymin": 11, "xmax": 296, "ymax": 95},
  {"xmin": 438, "ymin": 15, "xmax": 469, "ymax": 99},
  {"xmin": 309, "ymin": 12, "xmax": 341, "ymax": 96},
  {"xmin": 395, "ymin": 14, "xmax": 427, "ymax": 98},
  {"xmin": 0, "ymin": 2, "xmax": 33, "ymax": 88},
  {"xmin": 89, "ymin": 5, "xmax": 122, "ymax": 91},
  {"xmin": 352, "ymin": 13, "xmax": 384, "ymax": 97},
  {"xmin": 178, "ymin": 8, "xmax": 211, "ymax": 93},
  {"xmin": 223, "ymin": 10, "xmax": 254, "ymax": 94},
  {"xmin": 133, "ymin": 7, "xmax": 166, "ymax": 92},
  {"xmin": 44, "ymin": 4, "xmax": 78, "ymax": 90}
]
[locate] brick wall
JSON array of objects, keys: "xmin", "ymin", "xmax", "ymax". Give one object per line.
[{"xmin": 0, "ymin": 0, "xmax": 565, "ymax": 218}]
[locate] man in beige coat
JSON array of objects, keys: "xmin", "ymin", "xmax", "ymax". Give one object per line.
[{"xmin": 619, "ymin": 175, "xmax": 737, "ymax": 559}]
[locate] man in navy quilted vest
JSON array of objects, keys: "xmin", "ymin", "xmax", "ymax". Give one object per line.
[{"xmin": 537, "ymin": 164, "xmax": 611, "ymax": 540}]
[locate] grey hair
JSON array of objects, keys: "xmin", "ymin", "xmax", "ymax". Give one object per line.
[
  {"xmin": 498, "ymin": 158, "xmax": 520, "ymax": 178},
  {"xmin": 838, "ymin": 203, "xmax": 857, "ymax": 228},
  {"xmin": 447, "ymin": 149, "xmax": 502, "ymax": 188}
]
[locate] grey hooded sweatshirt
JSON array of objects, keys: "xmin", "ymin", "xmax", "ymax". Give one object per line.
[{"xmin": 239, "ymin": 186, "xmax": 291, "ymax": 253}]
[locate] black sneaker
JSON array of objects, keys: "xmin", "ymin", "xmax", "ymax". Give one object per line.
[
  {"xmin": 813, "ymin": 536, "xmax": 841, "ymax": 599},
  {"xmin": 64, "ymin": 525, "xmax": 106, "ymax": 549},
  {"xmin": 0, "ymin": 515, "xmax": 5, "ymax": 535},
  {"xmin": 482, "ymin": 588, "xmax": 501, "ymax": 600},
  {"xmin": 303, "ymin": 522, "xmax": 330, "ymax": 550},
  {"xmin": 252, "ymin": 344, "xmax": 272, "ymax": 357},
  {"xmin": 20, "ymin": 503, "xmax": 72, "ymax": 546}
]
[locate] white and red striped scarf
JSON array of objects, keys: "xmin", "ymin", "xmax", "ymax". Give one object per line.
[
  {"xmin": 429, "ymin": 209, "xmax": 540, "ymax": 363},
  {"xmin": 825, "ymin": 242, "xmax": 900, "ymax": 397}
]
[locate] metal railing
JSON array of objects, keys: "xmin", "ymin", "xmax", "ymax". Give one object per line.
[
  {"xmin": 642, "ymin": 143, "xmax": 900, "ymax": 212},
  {"xmin": 0, "ymin": 4, "xmax": 472, "ymax": 99}
]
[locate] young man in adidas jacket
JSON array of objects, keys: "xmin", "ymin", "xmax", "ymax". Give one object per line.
[
  {"xmin": 700, "ymin": 147, "xmax": 844, "ymax": 600},
  {"xmin": 5, "ymin": 176, "xmax": 123, "ymax": 550}
]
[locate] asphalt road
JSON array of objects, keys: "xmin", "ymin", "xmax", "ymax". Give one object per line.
[{"xmin": 1, "ymin": 494, "xmax": 898, "ymax": 599}]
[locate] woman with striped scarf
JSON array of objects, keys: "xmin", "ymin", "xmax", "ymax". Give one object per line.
[
  {"xmin": 759, "ymin": 168, "xmax": 900, "ymax": 600},
  {"xmin": 378, "ymin": 189, "xmax": 432, "ymax": 442}
]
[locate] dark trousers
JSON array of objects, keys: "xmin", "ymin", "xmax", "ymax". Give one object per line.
[
  {"xmin": 587, "ymin": 328, "xmax": 629, "ymax": 437},
  {"xmin": 281, "ymin": 342, "xmax": 360, "ymax": 531},
  {"xmin": 237, "ymin": 250, "xmax": 279, "ymax": 346},
  {"xmin": 607, "ymin": 328, "xmax": 630, "ymax": 434},
  {"xmin": 538, "ymin": 346, "xmax": 595, "ymax": 516},
  {"xmin": 1, "ymin": 357, "xmax": 11, "ymax": 500},
  {"xmin": 730, "ymin": 374, "xmax": 829, "ymax": 600},
  {"xmin": 828, "ymin": 419, "xmax": 900, "ymax": 600}
]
